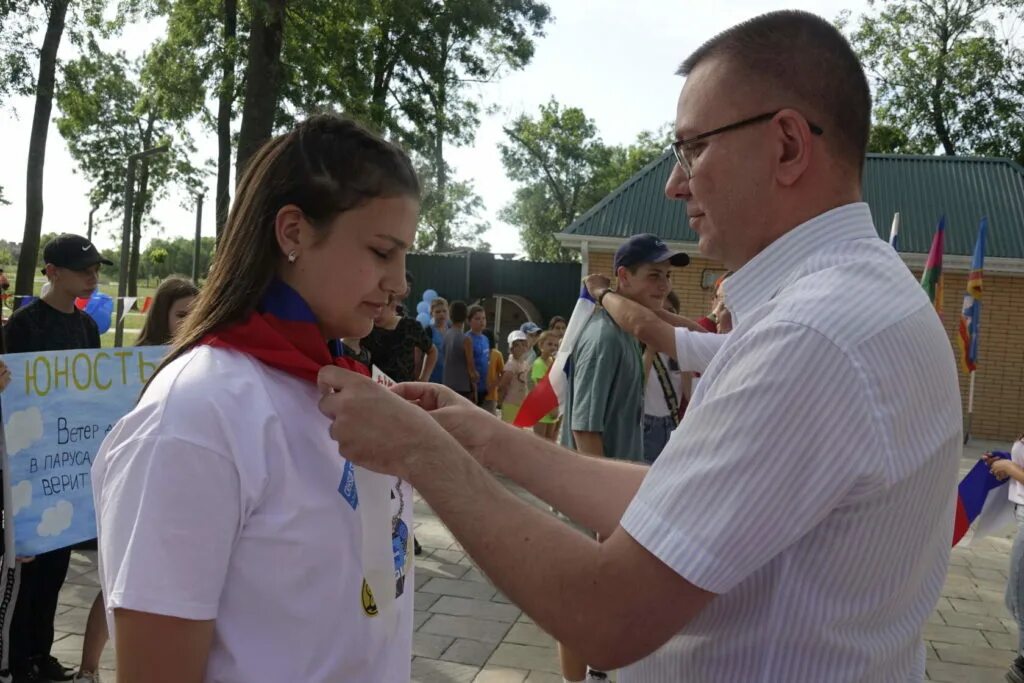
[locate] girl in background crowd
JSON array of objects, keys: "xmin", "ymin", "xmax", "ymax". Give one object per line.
[
  {"xmin": 548, "ymin": 316, "xmax": 567, "ymax": 337},
  {"xmin": 135, "ymin": 276, "xmax": 199, "ymax": 346},
  {"xmin": 499, "ymin": 331, "xmax": 531, "ymax": 425},
  {"xmin": 92, "ymin": 115, "xmax": 420, "ymax": 682},
  {"xmin": 530, "ymin": 331, "xmax": 560, "ymax": 440},
  {"xmin": 362, "ymin": 289, "xmax": 435, "ymax": 383}
]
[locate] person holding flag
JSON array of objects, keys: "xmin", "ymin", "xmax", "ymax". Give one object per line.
[{"xmin": 91, "ymin": 115, "xmax": 421, "ymax": 682}]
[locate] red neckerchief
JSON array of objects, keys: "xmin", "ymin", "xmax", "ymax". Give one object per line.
[{"xmin": 200, "ymin": 279, "xmax": 370, "ymax": 382}]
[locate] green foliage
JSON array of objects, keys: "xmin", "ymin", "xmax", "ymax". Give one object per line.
[
  {"xmin": 500, "ymin": 98, "xmax": 669, "ymax": 261},
  {"xmin": 141, "ymin": 236, "xmax": 215, "ymax": 281},
  {"xmin": 55, "ymin": 39, "xmax": 206, "ymax": 215},
  {"xmin": 846, "ymin": 0, "xmax": 1024, "ymax": 164}
]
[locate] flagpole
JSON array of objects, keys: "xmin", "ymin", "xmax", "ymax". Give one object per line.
[{"xmin": 964, "ymin": 371, "xmax": 976, "ymax": 444}]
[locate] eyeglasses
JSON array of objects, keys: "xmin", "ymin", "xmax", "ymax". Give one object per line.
[{"xmin": 667, "ymin": 110, "xmax": 824, "ymax": 178}]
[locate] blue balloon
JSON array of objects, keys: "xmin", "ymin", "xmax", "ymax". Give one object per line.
[
  {"xmin": 416, "ymin": 301, "xmax": 430, "ymax": 315},
  {"xmin": 84, "ymin": 292, "xmax": 114, "ymax": 335},
  {"xmin": 416, "ymin": 312, "xmax": 431, "ymax": 328},
  {"xmin": 422, "ymin": 289, "xmax": 438, "ymax": 303}
]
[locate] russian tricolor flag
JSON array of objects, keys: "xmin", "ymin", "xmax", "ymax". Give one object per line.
[
  {"xmin": 514, "ymin": 286, "xmax": 596, "ymax": 427},
  {"xmin": 953, "ymin": 452, "xmax": 1014, "ymax": 547}
]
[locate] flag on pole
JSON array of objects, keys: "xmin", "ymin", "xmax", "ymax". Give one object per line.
[
  {"xmin": 920, "ymin": 216, "xmax": 946, "ymax": 316},
  {"xmin": 953, "ymin": 452, "xmax": 1014, "ymax": 546},
  {"xmin": 888, "ymin": 212, "xmax": 901, "ymax": 250},
  {"xmin": 514, "ymin": 286, "xmax": 596, "ymax": 427},
  {"xmin": 120, "ymin": 297, "xmax": 137, "ymax": 324},
  {"xmin": 956, "ymin": 218, "xmax": 987, "ymax": 375}
]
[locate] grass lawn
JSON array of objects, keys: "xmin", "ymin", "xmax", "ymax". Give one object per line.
[{"xmin": 5, "ymin": 270, "xmax": 159, "ymax": 349}]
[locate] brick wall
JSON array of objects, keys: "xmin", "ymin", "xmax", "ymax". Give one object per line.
[{"xmin": 585, "ymin": 248, "xmax": 1024, "ymax": 440}]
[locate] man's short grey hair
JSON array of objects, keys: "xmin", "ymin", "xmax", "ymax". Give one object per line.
[{"xmin": 679, "ymin": 10, "xmax": 871, "ymax": 175}]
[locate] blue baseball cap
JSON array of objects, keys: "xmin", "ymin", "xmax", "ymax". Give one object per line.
[
  {"xmin": 520, "ymin": 321, "xmax": 542, "ymax": 335},
  {"xmin": 613, "ymin": 234, "xmax": 689, "ymax": 271}
]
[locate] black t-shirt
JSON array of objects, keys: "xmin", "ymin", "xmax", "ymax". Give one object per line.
[
  {"xmin": 362, "ymin": 317, "xmax": 432, "ymax": 383},
  {"xmin": 3, "ymin": 298, "xmax": 101, "ymax": 353}
]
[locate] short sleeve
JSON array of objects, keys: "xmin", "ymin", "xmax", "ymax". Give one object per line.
[
  {"xmin": 569, "ymin": 335, "xmax": 619, "ymax": 434},
  {"xmin": 674, "ymin": 328, "xmax": 729, "ymax": 373},
  {"xmin": 622, "ymin": 322, "xmax": 878, "ymax": 594},
  {"xmin": 530, "ymin": 358, "xmax": 547, "ymax": 382},
  {"xmin": 97, "ymin": 435, "xmax": 243, "ymax": 621}
]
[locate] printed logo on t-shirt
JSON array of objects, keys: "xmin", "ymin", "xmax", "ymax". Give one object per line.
[{"xmin": 361, "ymin": 579, "xmax": 378, "ymax": 617}]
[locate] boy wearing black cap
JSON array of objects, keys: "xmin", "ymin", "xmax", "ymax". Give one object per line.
[
  {"xmin": 3, "ymin": 233, "xmax": 110, "ymax": 682},
  {"xmin": 557, "ymin": 233, "xmax": 688, "ymax": 682}
]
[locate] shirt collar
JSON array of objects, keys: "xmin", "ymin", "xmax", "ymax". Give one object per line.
[{"xmin": 723, "ymin": 203, "xmax": 878, "ymax": 322}]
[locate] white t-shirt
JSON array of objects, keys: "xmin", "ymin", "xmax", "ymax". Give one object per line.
[
  {"xmin": 1009, "ymin": 439, "xmax": 1024, "ymax": 505},
  {"xmin": 92, "ymin": 346, "xmax": 414, "ymax": 683}
]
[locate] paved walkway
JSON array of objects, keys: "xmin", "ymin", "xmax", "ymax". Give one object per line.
[{"xmin": 53, "ymin": 440, "xmax": 1018, "ymax": 682}]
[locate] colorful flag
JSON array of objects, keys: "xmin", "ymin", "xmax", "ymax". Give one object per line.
[
  {"xmin": 514, "ymin": 286, "xmax": 596, "ymax": 427},
  {"xmin": 953, "ymin": 452, "xmax": 1014, "ymax": 546},
  {"xmin": 920, "ymin": 216, "xmax": 946, "ymax": 315},
  {"xmin": 956, "ymin": 218, "xmax": 987, "ymax": 375},
  {"xmin": 888, "ymin": 213, "xmax": 900, "ymax": 250},
  {"xmin": 140, "ymin": 296, "xmax": 153, "ymax": 313}
]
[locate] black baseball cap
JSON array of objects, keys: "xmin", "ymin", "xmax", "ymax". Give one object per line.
[
  {"xmin": 613, "ymin": 233, "xmax": 690, "ymax": 271},
  {"xmin": 41, "ymin": 234, "xmax": 113, "ymax": 275}
]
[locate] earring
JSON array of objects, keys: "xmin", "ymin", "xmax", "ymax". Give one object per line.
[{"xmin": 287, "ymin": 251, "xmax": 298, "ymax": 264}]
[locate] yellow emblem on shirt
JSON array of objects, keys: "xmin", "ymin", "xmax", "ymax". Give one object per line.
[{"xmin": 361, "ymin": 579, "xmax": 378, "ymax": 617}]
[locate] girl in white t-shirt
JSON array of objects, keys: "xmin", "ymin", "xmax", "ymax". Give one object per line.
[{"xmin": 92, "ymin": 115, "xmax": 421, "ymax": 683}]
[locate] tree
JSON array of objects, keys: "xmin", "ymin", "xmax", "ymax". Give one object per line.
[
  {"xmin": 416, "ymin": 172, "xmax": 489, "ymax": 252},
  {"xmin": 56, "ymin": 39, "xmax": 205, "ymax": 296},
  {"xmin": 141, "ymin": 236, "xmax": 216, "ymax": 281},
  {"xmin": 500, "ymin": 99, "xmax": 668, "ymax": 261},
  {"xmin": 845, "ymin": 0, "xmax": 1024, "ymax": 164},
  {"xmin": 235, "ymin": 0, "xmax": 286, "ymax": 178}
]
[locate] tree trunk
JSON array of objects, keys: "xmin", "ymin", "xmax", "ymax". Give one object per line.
[
  {"xmin": 128, "ymin": 120, "xmax": 155, "ymax": 298},
  {"xmin": 15, "ymin": 0, "xmax": 69, "ymax": 297},
  {"xmin": 216, "ymin": 0, "xmax": 238, "ymax": 238},
  {"xmin": 931, "ymin": 28, "xmax": 957, "ymax": 156},
  {"xmin": 235, "ymin": 0, "xmax": 286, "ymax": 180}
]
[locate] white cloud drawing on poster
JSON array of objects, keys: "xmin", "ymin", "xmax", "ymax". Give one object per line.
[
  {"xmin": 37, "ymin": 500, "xmax": 73, "ymax": 537},
  {"xmin": 5, "ymin": 406, "xmax": 44, "ymax": 455},
  {"xmin": 12, "ymin": 480, "xmax": 31, "ymax": 516}
]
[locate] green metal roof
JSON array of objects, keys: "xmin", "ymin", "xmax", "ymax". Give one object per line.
[{"xmin": 562, "ymin": 153, "xmax": 1024, "ymax": 259}]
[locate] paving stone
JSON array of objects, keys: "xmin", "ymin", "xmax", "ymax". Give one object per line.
[
  {"xmin": 939, "ymin": 610, "xmax": 1008, "ymax": 632},
  {"xmin": 57, "ymin": 583, "xmax": 100, "ymax": 609},
  {"xmin": 923, "ymin": 624, "xmax": 989, "ymax": 647},
  {"xmin": 941, "ymin": 583, "xmax": 981, "ymax": 600},
  {"xmin": 442, "ymin": 638, "xmax": 498, "ymax": 667},
  {"xmin": 970, "ymin": 567, "xmax": 1008, "ymax": 582},
  {"xmin": 413, "ymin": 610, "xmax": 432, "ymax": 630},
  {"xmin": 416, "ymin": 591, "xmax": 442, "ymax": 611},
  {"xmin": 419, "ymin": 614, "xmax": 513, "ymax": 644},
  {"xmin": 429, "ymin": 596, "xmax": 522, "ymax": 623},
  {"xmin": 934, "ymin": 643, "xmax": 1019, "ymax": 667},
  {"xmin": 411, "ymin": 657, "xmax": 481, "ymax": 683},
  {"xmin": 431, "ymin": 548, "xmax": 468, "ymax": 565},
  {"xmin": 504, "ymin": 623, "xmax": 555, "ymax": 648},
  {"xmin": 524, "ymin": 672, "xmax": 563, "ymax": 683},
  {"xmin": 420, "ymin": 577, "xmax": 498, "ymax": 601},
  {"xmin": 926, "ymin": 661, "xmax": 1010, "ymax": 683},
  {"xmin": 949, "ymin": 598, "xmax": 1010, "ymax": 618},
  {"xmin": 417, "ymin": 558, "xmax": 471, "ymax": 580},
  {"xmin": 983, "ymin": 630, "xmax": 1018, "ymax": 651},
  {"xmin": 463, "ymin": 568, "xmax": 490, "ymax": 584},
  {"xmin": 487, "ymin": 643, "xmax": 561, "ymax": 674},
  {"xmin": 414, "ymin": 632, "xmax": 455, "ymax": 659},
  {"xmin": 473, "ymin": 667, "xmax": 529, "ymax": 682},
  {"xmin": 53, "ymin": 606, "xmax": 90, "ymax": 636}
]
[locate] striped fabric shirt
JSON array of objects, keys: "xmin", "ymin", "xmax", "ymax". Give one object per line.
[{"xmin": 620, "ymin": 203, "xmax": 963, "ymax": 682}]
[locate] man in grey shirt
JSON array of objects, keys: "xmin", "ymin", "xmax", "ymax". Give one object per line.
[{"xmin": 558, "ymin": 233, "xmax": 688, "ymax": 681}]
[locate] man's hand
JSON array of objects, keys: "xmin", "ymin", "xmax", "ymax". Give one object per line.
[
  {"xmin": 317, "ymin": 367, "xmax": 461, "ymax": 483},
  {"xmin": 989, "ymin": 457, "xmax": 1021, "ymax": 482},
  {"xmin": 392, "ymin": 382, "xmax": 507, "ymax": 468},
  {"xmin": 584, "ymin": 274, "xmax": 611, "ymax": 301}
]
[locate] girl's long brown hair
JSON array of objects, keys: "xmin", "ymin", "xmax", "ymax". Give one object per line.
[
  {"xmin": 136, "ymin": 276, "xmax": 199, "ymax": 347},
  {"xmin": 144, "ymin": 115, "xmax": 419, "ymax": 392}
]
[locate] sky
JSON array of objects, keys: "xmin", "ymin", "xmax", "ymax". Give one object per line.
[{"xmin": 0, "ymin": 0, "xmax": 860, "ymax": 257}]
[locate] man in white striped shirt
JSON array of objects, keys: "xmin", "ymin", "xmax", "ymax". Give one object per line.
[{"xmin": 318, "ymin": 10, "xmax": 963, "ymax": 682}]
